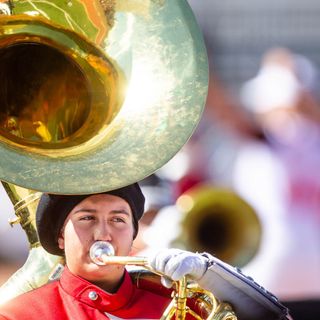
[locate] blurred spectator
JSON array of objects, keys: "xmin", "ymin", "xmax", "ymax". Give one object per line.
[{"xmin": 234, "ymin": 47, "xmax": 320, "ymax": 300}]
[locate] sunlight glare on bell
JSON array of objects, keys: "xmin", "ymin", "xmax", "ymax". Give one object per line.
[{"xmin": 121, "ymin": 58, "xmax": 175, "ymax": 116}]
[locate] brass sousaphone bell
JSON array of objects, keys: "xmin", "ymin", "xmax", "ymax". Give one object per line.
[{"xmin": 0, "ymin": 0, "xmax": 208, "ymax": 193}]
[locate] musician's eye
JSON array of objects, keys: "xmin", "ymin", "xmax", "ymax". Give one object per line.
[
  {"xmin": 111, "ymin": 217, "xmax": 126, "ymax": 223},
  {"xmin": 79, "ymin": 215, "xmax": 95, "ymax": 221}
]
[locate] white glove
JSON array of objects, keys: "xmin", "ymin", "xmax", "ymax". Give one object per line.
[{"xmin": 148, "ymin": 249, "xmax": 209, "ymax": 288}]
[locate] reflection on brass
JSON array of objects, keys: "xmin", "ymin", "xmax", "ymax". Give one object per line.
[
  {"xmin": 0, "ymin": 35, "xmax": 123, "ymax": 153},
  {"xmin": 115, "ymin": 0, "xmax": 152, "ymax": 17},
  {"xmin": 99, "ymin": 0, "xmax": 116, "ymax": 28},
  {"xmin": 0, "ymin": 43, "xmax": 91, "ymax": 143},
  {"xmin": 0, "ymin": 3, "xmax": 11, "ymax": 15}
]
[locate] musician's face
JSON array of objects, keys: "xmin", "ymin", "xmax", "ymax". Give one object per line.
[{"xmin": 57, "ymin": 194, "xmax": 135, "ymax": 291}]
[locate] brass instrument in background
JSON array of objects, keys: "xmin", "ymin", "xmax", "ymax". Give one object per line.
[
  {"xmin": 173, "ymin": 186, "xmax": 261, "ymax": 268},
  {"xmin": 0, "ymin": 0, "xmax": 211, "ymax": 317}
]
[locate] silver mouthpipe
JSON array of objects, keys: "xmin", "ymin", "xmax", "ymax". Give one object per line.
[{"xmin": 89, "ymin": 241, "xmax": 149, "ymax": 266}]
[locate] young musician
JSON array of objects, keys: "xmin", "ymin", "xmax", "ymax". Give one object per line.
[{"xmin": 0, "ymin": 183, "xmax": 290, "ymax": 320}]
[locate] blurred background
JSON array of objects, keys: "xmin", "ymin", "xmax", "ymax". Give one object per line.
[{"xmin": 1, "ymin": 0, "xmax": 320, "ymax": 318}]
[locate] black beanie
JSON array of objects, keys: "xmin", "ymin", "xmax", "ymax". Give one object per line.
[{"xmin": 36, "ymin": 183, "xmax": 145, "ymax": 256}]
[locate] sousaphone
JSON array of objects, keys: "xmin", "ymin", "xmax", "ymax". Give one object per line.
[{"xmin": 0, "ymin": 0, "xmax": 210, "ymax": 316}]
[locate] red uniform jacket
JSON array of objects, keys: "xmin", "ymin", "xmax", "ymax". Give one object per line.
[{"xmin": 0, "ymin": 267, "xmax": 171, "ymax": 320}]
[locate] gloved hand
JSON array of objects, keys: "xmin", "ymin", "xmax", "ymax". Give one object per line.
[{"xmin": 148, "ymin": 249, "xmax": 209, "ymax": 288}]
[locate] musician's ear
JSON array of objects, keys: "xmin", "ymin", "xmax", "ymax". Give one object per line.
[{"xmin": 57, "ymin": 230, "xmax": 65, "ymax": 250}]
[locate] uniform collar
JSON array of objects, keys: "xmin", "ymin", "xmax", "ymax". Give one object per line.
[{"xmin": 59, "ymin": 267, "xmax": 134, "ymax": 312}]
